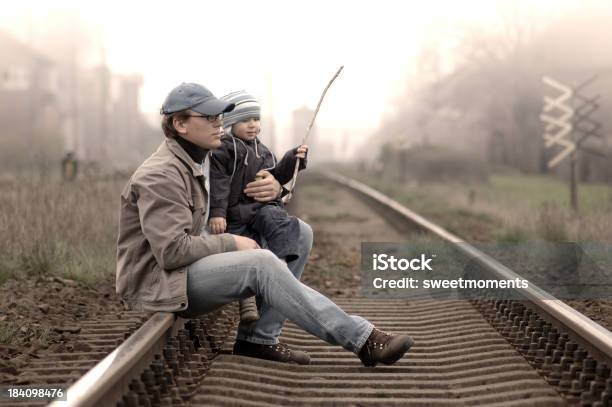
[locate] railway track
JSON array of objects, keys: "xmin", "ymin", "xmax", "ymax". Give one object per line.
[
  {"xmin": 0, "ymin": 312, "xmax": 148, "ymax": 407},
  {"xmin": 2, "ymin": 307, "xmax": 238, "ymax": 407},
  {"xmin": 192, "ymin": 299, "xmax": 568, "ymax": 406},
  {"xmin": 5, "ymin": 171, "xmax": 611, "ymax": 406}
]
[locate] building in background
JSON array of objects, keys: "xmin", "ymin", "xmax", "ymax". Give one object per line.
[
  {"xmin": 109, "ymin": 74, "xmax": 160, "ymax": 169},
  {"xmin": 76, "ymin": 65, "xmax": 112, "ymax": 164},
  {"xmin": 291, "ymin": 107, "xmax": 314, "ymax": 148},
  {"xmin": 291, "ymin": 106, "xmax": 337, "ymax": 164},
  {"xmin": 76, "ymin": 67, "xmax": 153, "ymax": 168},
  {"xmin": 0, "ymin": 29, "xmax": 157, "ymax": 173},
  {"xmin": 0, "ymin": 30, "xmax": 62, "ymax": 169}
]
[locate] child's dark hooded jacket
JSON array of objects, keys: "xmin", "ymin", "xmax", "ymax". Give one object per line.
[{"xmin": 209, "ymin": 133, "xmax": 307, "ymax": 226}]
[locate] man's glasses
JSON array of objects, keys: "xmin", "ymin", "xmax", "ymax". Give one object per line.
[{"xmin": 187, "ymin": 114, "xmax": 223, "ymax": 123}]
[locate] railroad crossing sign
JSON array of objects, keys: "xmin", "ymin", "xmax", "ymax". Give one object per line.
[
  {"xmin": 540, "ymin": 75, "xmax": 605, "ymax": 211},
  {"xmin": 540, "ymin": 76, "xmax": 575, "ymax": 168},
  {"xmin": 540, "ymin": 75, "xmax": 605, "ymax": 168}
]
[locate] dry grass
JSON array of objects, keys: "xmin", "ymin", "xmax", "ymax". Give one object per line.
[
  {"xmin": 0, "ymin": 172, "xmax": 126, "ymax": 285},
  {"xmin": 398, "ymin": 181, "xmax": 612, "ymax": 242},
  {"xmin": 0, "ymin": 320, "xmax": 52, "ymax": 347},
  {"xmin": 338, "ymin": 165, "xmax": 612, "ymax": 242},
  {"xmin": 0, "ymin": 321, "xmax": 19, "ymax": 344}
]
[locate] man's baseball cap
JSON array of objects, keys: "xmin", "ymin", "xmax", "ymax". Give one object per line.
[{"xmin": 161, "ymin": 83, "xmax": 235, "ymax": 115}]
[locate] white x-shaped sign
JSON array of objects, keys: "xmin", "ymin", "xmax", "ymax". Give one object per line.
[{"xmin": 540, "ymin": 76, "xmax": 576, "ymax": 168}]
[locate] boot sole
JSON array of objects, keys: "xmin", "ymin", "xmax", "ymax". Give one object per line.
[{"xmin": 233, "ymin": 350, "xmax": 310, "ymax": 365}]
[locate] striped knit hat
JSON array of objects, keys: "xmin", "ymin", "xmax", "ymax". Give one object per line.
[{"xmin": 221, "ymin": 90, "xmax": 261, "ymax": 130}]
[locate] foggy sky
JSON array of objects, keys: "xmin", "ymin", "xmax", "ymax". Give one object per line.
[{"xmin": 0, "ymin": 0, "xmax": 597, "ymax": 153}]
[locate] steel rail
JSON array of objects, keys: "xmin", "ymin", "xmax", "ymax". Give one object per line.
[
  {"xmin": 323, "ymin": 170, "xmax": 612, "ymax": 365},
  {"xmin": 49, "ymin": 312, "xmax": 175, "ymax": 407}
]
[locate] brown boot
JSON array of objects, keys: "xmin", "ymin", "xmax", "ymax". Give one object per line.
[
  {"xmin": 358, "ymin": 327, "xmax": 414, "ymax": 367},
  {"xmin": 239, "ymin": 296, "xmax": 260, "ymax": 324},
  {"xmin": 233, "ymin": 340, "xmax": 311, "ymax": 365}
]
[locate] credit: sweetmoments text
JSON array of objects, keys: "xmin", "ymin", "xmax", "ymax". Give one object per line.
[{"xmin": 369, "ymin": 253, "xmax": 529, "ymax": 290}]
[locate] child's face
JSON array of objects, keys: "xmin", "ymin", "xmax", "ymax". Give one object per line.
[{"xmin": 232, "ymin": 117, "xmax": 261, "ymax": 141}]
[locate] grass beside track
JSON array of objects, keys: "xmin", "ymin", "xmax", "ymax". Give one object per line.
[
  {"xmin": 0, "ymin": 173, "xmax": 126, "ymax": 286},
  {"xmin": 488, "ymin": 174, "xmax": 612, "ymax": 212},
  {"xmin": 336, "ymin": 167, "xmax": 612, "ymax": 242}
]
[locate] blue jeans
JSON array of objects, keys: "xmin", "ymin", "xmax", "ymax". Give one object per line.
[{"xmin": 179, "ymin": 220, "xmax": 373, "ymax": 353}]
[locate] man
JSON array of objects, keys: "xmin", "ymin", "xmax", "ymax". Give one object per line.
[{"xmin": 116, "ymin": 82, "xmax": 413, "ymax": 366}]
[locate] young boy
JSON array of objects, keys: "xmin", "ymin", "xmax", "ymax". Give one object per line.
[{"xmin": 208, "ymin": 90, "xmax": 308, "ymax": 324}]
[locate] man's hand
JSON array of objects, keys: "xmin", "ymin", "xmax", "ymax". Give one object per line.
[
  {"xmin": 295, "ymin": 144, "xmax": 308, "ymax": 159},
  {"xmin": 244, "ymin": 170, "xmax": 282, "ymax": 202},
  {"xmin": 232, "ymin": 235, "xmax": 261, "ymax": 250},
  {"xmin": 208, "ymin": 217, "xmax": 226, "ymax": 234}
]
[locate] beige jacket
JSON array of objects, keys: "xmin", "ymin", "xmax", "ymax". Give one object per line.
[{"xmin": 116, "ymin": 138, "xmax": 237, "ymax": 312}]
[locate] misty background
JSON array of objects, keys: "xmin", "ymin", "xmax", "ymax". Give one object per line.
[{"xmin": 0, "ymin": 0, "xmax": 611, "ymax": 182}]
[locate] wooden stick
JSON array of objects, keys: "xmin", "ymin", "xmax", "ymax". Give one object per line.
[{"xmin": 283, "ymin": 66, "xmax": 344, "ymax": 203}]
